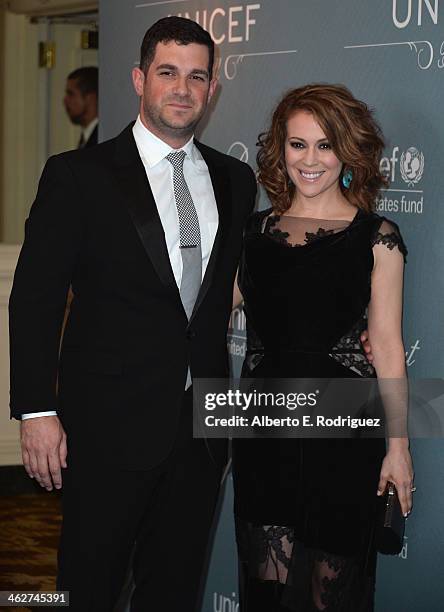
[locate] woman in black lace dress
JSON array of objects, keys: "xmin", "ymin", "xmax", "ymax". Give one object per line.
[{"xmin": 232, "ymin": 84, "xmax": 414, "ymax": 611}]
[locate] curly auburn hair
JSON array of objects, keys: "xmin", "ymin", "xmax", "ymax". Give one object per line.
[{"xmin": 257, "ymin": 83, "xmax": 387, "ymax": 213}]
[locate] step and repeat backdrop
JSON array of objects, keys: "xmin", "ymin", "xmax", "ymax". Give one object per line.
[{"xmin": 100, "ymin": 1, "xmax": 444, "ymax": 610}]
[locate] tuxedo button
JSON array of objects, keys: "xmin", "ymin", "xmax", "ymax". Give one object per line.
[{"xmin": 186, "ymin": 329, "xmax": 196, "ymax": 340}]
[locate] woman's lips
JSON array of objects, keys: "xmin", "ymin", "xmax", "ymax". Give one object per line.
[{"xmin": 299, "ymin": 170, "xmax": 325, "ymax": 182}]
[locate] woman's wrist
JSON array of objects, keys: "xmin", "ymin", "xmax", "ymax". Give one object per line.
[{"xmin": 387, "ymin": 437, "xmax": 410, "ymax": 452}]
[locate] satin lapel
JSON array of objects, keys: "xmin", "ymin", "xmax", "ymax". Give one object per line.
[
  {"xmin": 113, "ymin": 124, "xmax": 180, "ymax": 301},
  {"xmin": 189, "ymin": 142, "xmax": 232, "ymax": 324}
]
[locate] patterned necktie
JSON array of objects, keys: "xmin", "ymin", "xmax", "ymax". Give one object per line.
[
  {"xmin": 166, "ymin": 150, "xmax": 201, "ymax": 248},
  {"xmin": 167, "ymin": 150, "xmax": 202, "ymax": 389}
]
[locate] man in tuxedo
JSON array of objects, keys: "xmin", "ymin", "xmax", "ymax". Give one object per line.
[
  {"xmin": 64, "ymin": 66, "xmax": 99, "ymax": 148},
  {"xmin": 9, "ymin": 17, "xmax": 256, "ymax": 611}
]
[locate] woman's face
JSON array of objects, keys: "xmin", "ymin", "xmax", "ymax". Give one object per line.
[{"xmin": 284, "ymin": 111, "xmax": 343, "ymax": 201}]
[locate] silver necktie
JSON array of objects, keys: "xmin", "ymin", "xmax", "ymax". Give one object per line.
[{"xmin": 167, "ymin": 150, "xmax": 202, "ymax": 388}]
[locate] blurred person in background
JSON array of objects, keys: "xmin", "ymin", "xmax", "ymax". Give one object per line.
[{"xmin": 64, "ymin": 66, "xmax": 98, "ymax": 149}]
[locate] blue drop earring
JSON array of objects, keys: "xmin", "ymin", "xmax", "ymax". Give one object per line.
[{"xmin": 342, "ymin": 169, "xmax": 353, "ymax": 189}]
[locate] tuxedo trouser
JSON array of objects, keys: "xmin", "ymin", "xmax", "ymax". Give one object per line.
[{"xmin": 56, "ymin": 389, "xmax": 225, "ymax": 612}]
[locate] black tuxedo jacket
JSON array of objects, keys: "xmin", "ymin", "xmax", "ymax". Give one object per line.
[{"xmin": 9, "ymin": 122, "xmax": 257, "ymax": 468}]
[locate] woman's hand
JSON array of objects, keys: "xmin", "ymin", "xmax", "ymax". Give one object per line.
[
  {"xmin": 360, "ymin": 330, "xmax": 374, "ymax": 363},
  {"xmin": 377, "ymin": 444, "xmax": 414, "ymax": 516}
]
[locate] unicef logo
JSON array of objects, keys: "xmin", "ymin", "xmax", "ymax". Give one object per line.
[
  {"xmin": 400, "ymin": 147, "xmax": 424, "ymax": 187},
  {"xmin": 227, "ymin": 142, "xmax": 249, "ymax": 163}
]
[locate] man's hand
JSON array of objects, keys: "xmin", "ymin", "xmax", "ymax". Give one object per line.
[
  {"xmin": 21, "ymin": 416, "xmax": 67, "ymax": 491},
  {"xmin": 360, "ymin": 330, "xmax": 374, "ymax": 363}
]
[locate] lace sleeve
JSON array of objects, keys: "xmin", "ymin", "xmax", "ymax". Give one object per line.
[{"xmin": 371, "ymin": 218, "xmax": 407, "ymax": 262}]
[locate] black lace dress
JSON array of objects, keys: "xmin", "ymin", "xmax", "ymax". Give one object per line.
[{"xmin": 232, "ymin": 208, "xmax": 407, "ymax": 612}]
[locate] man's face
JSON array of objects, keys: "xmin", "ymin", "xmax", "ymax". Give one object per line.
[
  {"xmin": 63, "ymin": 79, "xmax": 87, "ymax": 125},
  {"xmin": 132, "ymin": 41, "xmax": 217, "ymax": 144}
]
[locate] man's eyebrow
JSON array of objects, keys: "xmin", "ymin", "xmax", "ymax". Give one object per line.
[
  {"xmin": 190, "ymin": 68, "xmax": 209, "ymax": 77},
  {"xmin": 156, "ymin": 63, "xmax": 178, "ymax": 71},
  {"xmin": 156, "ymin": 64, "xmax": 209, "ymax": 77}
]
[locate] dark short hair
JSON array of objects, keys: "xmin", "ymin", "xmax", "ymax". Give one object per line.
[
  {"xmin": 68, "ymin": 66, "xmax": 98, "ymax": 97},
  {"xmin": 140, "ymin": 16, "xmax": 214, "ymax": 79}
]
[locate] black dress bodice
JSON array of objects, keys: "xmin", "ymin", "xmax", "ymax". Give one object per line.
[{"xmin": 238, "ymin": 208, "xmax": 406, "ymax": 379}]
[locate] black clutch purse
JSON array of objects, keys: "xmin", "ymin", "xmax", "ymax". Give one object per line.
[{"xmin": 377, "ymin": 482, "xmax": 405, "ymax": 555}]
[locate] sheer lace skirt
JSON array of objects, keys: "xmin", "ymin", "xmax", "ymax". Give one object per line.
[{"xmin": 235, "ymin": 517, "xmax": 377, "ymax": 612}]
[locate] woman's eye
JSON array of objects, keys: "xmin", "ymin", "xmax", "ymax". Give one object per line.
[
  {"xmin": 290, "ymin": 142, "xmax": 304, "ymax": 149},
  {"xmin": 319, "ymin": 143, "xmax": 332, "ymax": 150}
]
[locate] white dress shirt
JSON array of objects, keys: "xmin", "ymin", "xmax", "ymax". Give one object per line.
[
  {"xmin": 80, "ymin": 117, "xmax": 99, "ymax": 147},
  {"xmin": 22, "ymin": 115, "xmax": 218, "ymax": 419},
  {"xmin": 132, "ymin": 115, "xmax": 218, "ymax": 285}
]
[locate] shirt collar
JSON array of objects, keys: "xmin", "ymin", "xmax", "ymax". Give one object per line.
[
  {"xmin": 132, "ymin": 115, "xmax": 200, "ymax": 168},
  {"xmin": 82, "ymin": 117, "xmax": 98, "ymax": 142}
]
